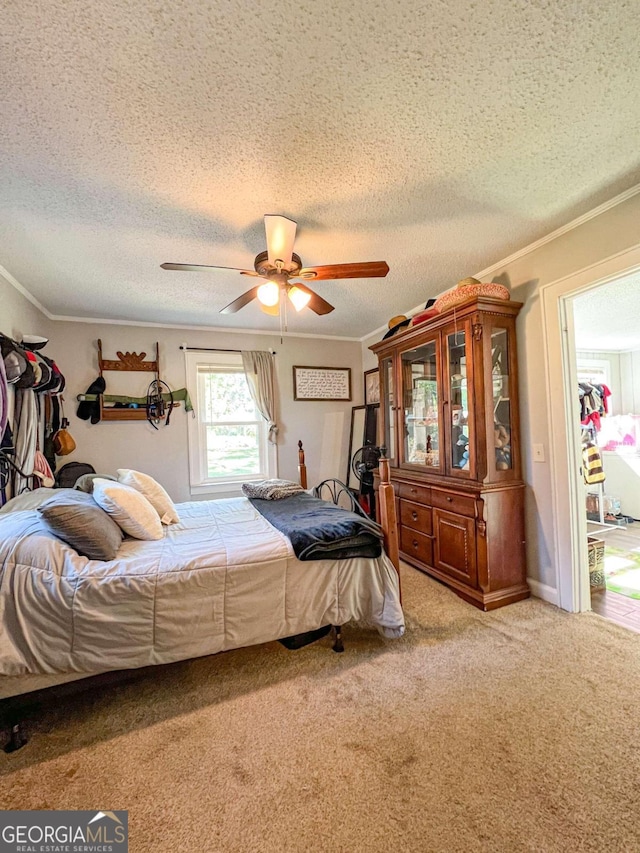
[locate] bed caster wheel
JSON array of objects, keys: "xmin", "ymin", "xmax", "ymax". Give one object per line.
[
  {"xmin": 4, "ymin": 723, "xmax": 28, "ymax": 753},
  {"xmin": 332, "ymin": 626, "xmax": 344, "ymax": 653}
]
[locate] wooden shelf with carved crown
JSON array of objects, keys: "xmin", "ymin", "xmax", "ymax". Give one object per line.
[
  {"xmin": 371, "ymin": 296, "xmax": 528, "ymax": 610},
  {"xmin": 97, "ymin": 339, "xmax": 178, "ymax": 422}
]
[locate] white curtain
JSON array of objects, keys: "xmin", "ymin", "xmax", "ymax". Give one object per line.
[{"xmin": 241, "ymin": 351, "xmax": 278, "ymax": 444}]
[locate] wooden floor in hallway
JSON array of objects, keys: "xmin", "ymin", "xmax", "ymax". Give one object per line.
[{"xmin": 590, "ymin": 521, "xmax": 640, "ymax": 633}]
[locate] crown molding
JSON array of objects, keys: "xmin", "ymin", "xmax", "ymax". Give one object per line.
[
  {"xmin": 359, "ymin": 182, "xmax": 640, "ymax": 343},
  {"xmin": 474, "ymin": 183, "xmax": 640, "ymax": 280},
  {"xmin": 3, "ymin": 181, "xmax": 640, "ymax": 344},
  {"xmin": 0, "ymin": 264, "xmax": 359, "ymax": 340},
  {"xmin": 0, "ymin": 265, "xmax": 53, "ymax": 319},
  {"xmin": 576, "ymin": 345, "xmax": 639, "ymax": 354},
  {"xmin": 49, "ymin": 312, "xmax": 362, "ymax": 342}
]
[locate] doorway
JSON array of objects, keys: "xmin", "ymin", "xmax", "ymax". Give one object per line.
[
  {"xmin": 570, "ymin": 276, "xmax": 640, "ymax": 631},
  {"xmin": 539, "ymin": 242, "xmax": 640, "ymax": 612}
]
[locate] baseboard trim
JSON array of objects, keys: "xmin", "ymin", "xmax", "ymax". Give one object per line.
[{"xmin": 527, "ymin": 578, "xmax": 559, "ymax": 607}]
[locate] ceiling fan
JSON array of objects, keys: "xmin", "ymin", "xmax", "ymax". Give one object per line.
[{"xmin": 161, "ymin": 215, "xmax": 389, "ymax": 316}]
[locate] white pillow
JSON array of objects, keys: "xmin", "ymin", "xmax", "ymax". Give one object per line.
[
  {"xmin": 116, "ymin": 469, "xmax": 180, "ymax": 525},
  {"xmin": 92, "ymin": 479, "xmax": 163, "ymax": 540}
]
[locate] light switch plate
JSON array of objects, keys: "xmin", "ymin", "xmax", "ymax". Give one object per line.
[{"xmin": 533, "ymin": 444, "xmax": 545, "ymax": 462}]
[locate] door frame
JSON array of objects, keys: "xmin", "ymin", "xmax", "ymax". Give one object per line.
[{"xmin": 541, "ymin": 242, "xmax": 640, "ymax": 611}]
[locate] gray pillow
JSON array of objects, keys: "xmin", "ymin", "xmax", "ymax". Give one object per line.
[
  {"xmin": 74, "ymin": 473, "xmax": 117, "ymax": 493},
  {"xmin": 0, "ymin": 488, "xmax": 62, "ymax": 515},
  {"xmin": 37, "ymin": 490, "xmax": 123, "ymax": 561}
]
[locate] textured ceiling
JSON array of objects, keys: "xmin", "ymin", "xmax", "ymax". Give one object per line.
[
  {"xmin": 2, "ymin": 0, "xmax": 640, "ymax": 338},
  {"xmin": 573, "ymin": 272, "xmax": 640, "ymax": 352}
]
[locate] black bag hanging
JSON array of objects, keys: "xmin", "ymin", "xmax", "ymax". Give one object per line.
[{"xmin": 77, "ymin": 377, "xmax": 106, "ymax": 423}]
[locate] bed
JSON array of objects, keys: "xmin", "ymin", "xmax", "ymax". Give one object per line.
[{"xmin": 0, "ymin": 444, "xmax": 403, "ymax": 748}]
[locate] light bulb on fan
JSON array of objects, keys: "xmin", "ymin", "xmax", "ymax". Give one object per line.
[
  {"xmin": 287, "ymin": 285, "xmax": 311, "ymax": 312},
  {"xmin": 257, "ymin": 281, "xmax": 279, "ymax": 307}
]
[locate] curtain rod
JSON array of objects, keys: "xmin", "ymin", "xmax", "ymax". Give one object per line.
[{"xmin": 179, "ymin": 345, "xmax": 276, "ymax": 354}]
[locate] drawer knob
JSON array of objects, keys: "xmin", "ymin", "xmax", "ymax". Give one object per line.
[
  {"xmin": 447, "ymin": 496, "xmax": 452, "ymax": 502},
  {"xmin": 412, "ymin": 512, "xmax": 418, "ymax": 521},
  {"xmin": 412, "ymin": 540, "xmax": 418, "ymax": 549},
  {"xmin": 410, "ymin": 488, "xmax": 416, "ymax": 494}
]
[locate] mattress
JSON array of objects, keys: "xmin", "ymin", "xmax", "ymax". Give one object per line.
[{"xmin": 0, "ymin": 497, "xmax": 404, "ymax": 694}]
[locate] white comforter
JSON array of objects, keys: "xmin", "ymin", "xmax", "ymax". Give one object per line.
[{"xmin": 0, "ymin": 497, "xmax": 404, "ymax": 677}]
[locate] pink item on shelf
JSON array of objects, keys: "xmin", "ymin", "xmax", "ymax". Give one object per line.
[{"xmin": 411, "ymin": 308, "xmax": 439, "ymax": 327}]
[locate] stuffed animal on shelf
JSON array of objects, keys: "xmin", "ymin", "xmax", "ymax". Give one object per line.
[
  {"xmin": 494, "ymin": 423, "xmax": 511, "ymax": 470},
  {"xmin": 456, "ymin": 433, "xmax": 470, "ymax": 470}
]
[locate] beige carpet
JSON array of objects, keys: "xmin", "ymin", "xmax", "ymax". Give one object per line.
[{"xmin": 2, "ymin": 564, "xmax": 640, "ymax": 852}]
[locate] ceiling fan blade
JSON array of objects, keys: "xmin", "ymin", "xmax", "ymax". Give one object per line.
[
  {"xmin": 291, "ymin": 281, "xmax": 335, "ymax": 315},
  {"xmin": 264, "ymin": 215, "xmax": 297, "ymax": 266},
  {"xmin": 161, "ymin": 263, "xmax": 259, "ymax": 276},
  {"xmin": 219, "ymin": 286, "xmax": 261, "ymax": 314},
  {"xmin": 298, "ymin": 261, "xmax": 389, "ymax": 281}
]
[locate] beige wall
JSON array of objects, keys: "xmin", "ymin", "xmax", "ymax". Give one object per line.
[
  {"xmin": 1, "ymin": 273, "xmax": 53, "ymax": 429},
  {"xmin": 620, "ymin": 350, "xmax": 640, "ymax": 414},
  {"xmin": 1, "ymin": 273, "xmax": 52, "ymax": 343},
  {"xmin": 6, "ymin": 190, "xmax": 640, "ymax": 598},
  {"xmin": 362, "ymin": 192, "xmax": 640, "ymax": 594},
  {"xmin": 497, "ymin": 193, "xmax": 640, "ymax": 593},
  {"xmin": 45, "ymin": 322, "xmax": 363, "ymax": 501}
]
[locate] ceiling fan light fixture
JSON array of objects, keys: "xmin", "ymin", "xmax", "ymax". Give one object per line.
[
  {"xmin": 287, "ymin": 285, "xmax": 311, "ymax": 312},
  {"xmin": 260, "ymin": 301, "xmax": 280, "ymax": 316},
  {"xmin": 257, "ymin": 281, "xmax": 280, "ymax": 307},
  {"xmin": 264, "ymin": 215, "xmax": 297, "ymax": 266},
  {"xmin": 162, "ymin": 214, "xmax": 386, "ymax": 318}
]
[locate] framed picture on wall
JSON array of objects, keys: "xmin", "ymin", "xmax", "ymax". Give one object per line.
[
  {"xmin": 293, "ymin": 366, "xmax": 352, "ymax": 401},
  {"xmin": 364, "ymin": 368, "xmax": 380, "ymax": 405}
]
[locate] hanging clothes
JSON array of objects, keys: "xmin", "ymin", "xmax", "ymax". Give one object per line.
[
  {"xmin": 13, "ymin": 387, "xmax": 38, "ymax": 494},
  {"xmin": 597, "ymin": 383, "xmax": 611, "ymax": 414},
  {"xmin": 0, "ymin": 353, "xmax": 8, "ymax": 441},
  {"xmin": 582, "ymin": 441, "xmax": 606, "ymax": 485},
  {"xmin": 579, "ymin": 382, "xmax": 609, "ymax": 431},
  {"xmin": 1, "ymin": 329, "xmax": 67, "ymax": 500}
]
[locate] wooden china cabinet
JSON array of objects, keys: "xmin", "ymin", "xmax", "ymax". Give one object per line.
[{"xmin": 371, "ymin": 296, "xmax": 528, "ymax": 610}]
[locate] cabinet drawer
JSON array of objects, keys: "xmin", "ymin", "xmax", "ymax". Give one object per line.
[
  {"xmin": 432, "ymin": 490, "xmax": 476, "ymax": 518},
  {"xmin": 398, "ymin": 483, "xmax": 431, "ymax": 505},
  {"xmin": 400, "ymin": 500, "xmax": 432, "ymax": 535},
  {"xmin": 400, "ymin": 527, "xmax": 433, "ymax": 566}
]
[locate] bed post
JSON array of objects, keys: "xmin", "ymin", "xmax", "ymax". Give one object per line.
[
  {"xmin": 297, "ymin": 440, "xmax": 308, "ymax": 490},
  {"xmin": 378, "ymin": 446, "xmax": 401, "ymax": 595}
]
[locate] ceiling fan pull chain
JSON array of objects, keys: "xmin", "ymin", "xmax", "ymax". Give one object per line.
[{"xmin": 284, "ymin": 286, "xmax": 289, "ymax": 333}]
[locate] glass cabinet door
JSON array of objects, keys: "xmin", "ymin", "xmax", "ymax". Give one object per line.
[
  {"xmin": 380, "ymin": 356, "xmax": 396, "ymax": 464},
  {"xmin": 446, "ymin": 327, "xmax": 472, "ymax": 475},
  {"xmin": 400, "ymin": 340, "xmax": 441, "ymax": 471},
  {"xmin": 491, "ymin": 327, "xmax": 513, "ymax": 472}
]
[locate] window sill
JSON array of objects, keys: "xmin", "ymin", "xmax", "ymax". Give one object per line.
[{"xmin": 190, "ymin": 478, "xmax": 267, "ymax": 498}]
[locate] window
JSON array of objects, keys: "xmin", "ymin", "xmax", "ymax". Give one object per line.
[
  {"xmin": 576, "ymin": 357, "xmax": 611, "ymax": 390},
  {"xmin": 186, "ymin": 352, "xmax": 276, "ymax": 495}
]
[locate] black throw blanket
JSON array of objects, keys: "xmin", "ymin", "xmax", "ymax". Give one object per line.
[{"xmin": 249, "ymin": 492, "xmax": 383, "ymax": 560}]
